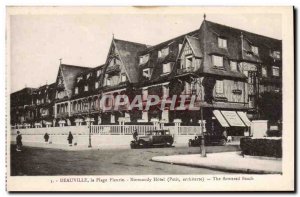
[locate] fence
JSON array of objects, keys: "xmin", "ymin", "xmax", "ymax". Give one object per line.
[
  {"xmin": 90, "ymin": 125, "xmax": 155, "ymax": 135},
  {"xmin": 11, "ymin": 124, "xmax": 201, "ymax": 136}
]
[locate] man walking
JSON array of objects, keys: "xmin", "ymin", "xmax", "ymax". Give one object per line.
[{"xmin": 16, "ymin": 131, "xmax": 22, "ymax": 151}]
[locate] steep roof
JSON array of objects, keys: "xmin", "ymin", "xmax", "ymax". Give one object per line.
[
  {"xmin": 114, "ymin": 39, "xmax": 148, "ymax": 83},
  {"xmin": 59, "ymin": 64, "xmax": 92, "ymax": 97},
  {"xmin": 186, "ymin": 35, "xmax": 202, "ymax": 58}
]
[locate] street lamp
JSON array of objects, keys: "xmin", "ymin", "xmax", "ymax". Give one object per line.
[{"xmin": 83, "ymin": 99, "xmax": 92, "ymax": 148}]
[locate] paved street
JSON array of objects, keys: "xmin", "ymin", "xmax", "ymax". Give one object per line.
[{"xmin": 10, "ymin": 145, "xmax": 240, "ymax": 176}]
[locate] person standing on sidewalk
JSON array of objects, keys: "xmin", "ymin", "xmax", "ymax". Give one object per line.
[
  {"xmin": 67, "ymin": 131, "xmax": 73, "ymax": 146},
  {"xmin": 44, "ymin": 132, "xmax": 49, "ymax": 143},
  {"xmin": 16, "ymin": 131, "xmax": 22, "ymax": 151}
]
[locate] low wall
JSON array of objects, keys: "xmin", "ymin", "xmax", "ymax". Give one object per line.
[{"xmin": 11, "ymin": 133, "xmax": 196, "ymax": 148}]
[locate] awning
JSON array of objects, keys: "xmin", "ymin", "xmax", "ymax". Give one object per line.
[
  {"xmin": 221, "ymin": 111, "xmax": 245, "ymax": 127},
  {"xmin": 237, "ymin": 111, "xmax": 251, "ymax": 127},
  {"xmin": 213, "ymin": 110, "xmax": 230, "ymax": 127}
]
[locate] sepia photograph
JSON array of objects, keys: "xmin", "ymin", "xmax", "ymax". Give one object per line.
[{"xmin": 6, "ymin": 6, "xmax": 294, "ymax": 191}]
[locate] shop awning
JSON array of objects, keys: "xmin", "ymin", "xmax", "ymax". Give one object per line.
[
  {"xmin": 221, "ymin": 111, "xmax": 246, "ymax": 127},
  {"xmin": 237, "ymin": 111, "xmax": 251, "ymax": 127},
  {"xmin": 213, "ymin": 110, "xmax": 230, "ymax": 127}
]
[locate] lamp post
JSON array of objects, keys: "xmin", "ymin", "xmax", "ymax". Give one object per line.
[{"xmin": 84, "ymin": 99, "xmax": 92, "ymax": 148}]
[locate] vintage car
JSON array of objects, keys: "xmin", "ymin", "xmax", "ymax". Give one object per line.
[
  {"xmin": 130, "ymin": 130, "xmax": 174, "ymax": 149},
  {"xmin": 188, "ymin": 133, "xmax": 227, "ymax": 147}
]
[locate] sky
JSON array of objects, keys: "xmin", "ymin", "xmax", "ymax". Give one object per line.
[{"xmin": 9, "ymin": 9, "xmax": 282, "ymax": 93}]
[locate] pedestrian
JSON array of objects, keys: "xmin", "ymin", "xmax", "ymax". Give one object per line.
[
  {"xmin": 16, "ymin": 131, "xmax": 22, "ymax": 151},
  {"xmin": 133, "ymin": 129, "xmax": 138, "ymax": 141},
  {"xmin": 67, "ymin": 131, "xmax": 73, "ymax": 146},
  {"xmin": 44, "ymin": 132, "xmax": 49, "ymax": 143}
]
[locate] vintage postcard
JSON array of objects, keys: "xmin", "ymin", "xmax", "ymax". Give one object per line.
[{"xmin": 6, "ymin": 6, "xmax": 294, "ymax": 191}]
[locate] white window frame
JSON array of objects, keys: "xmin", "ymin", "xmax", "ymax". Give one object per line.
[
  {"xmin": 215, "ymin": 80, "xmax": 224, "ymax": 94},
  {"xmin": 218, "ymin": 37, "xmax": 227, "ymax": 48},
  {"xmin": 212, "ymin": 55, "xmax": 223, "ymax": 68},
  {"xmin": 162, "ymin": 47, "xmax": 169, "ymax": 57},
  {"xmin": 163, "ymin": 63, "xmax": 171, "ymax": 74},
  {"xmin": 251, "ymin": 45, "xmax": 259, "ymax": 55},
  {"xmin": 185, "ymin": 55, "xmax": 193, "ymax": 70},
  {"xmin": 121, "ymin": 74, "xmax": 127, "ymax": 82},
  {"xmin": 273, "ymin": 51, "xmax": 281, "ymax": 59},
  {"xmin": 95, "ymin": 82, "xmax": 99, "ymax": 89},
  {"xmin": 75, "ymin": 87, "xmax": 79, "ymax": 94},
  {"xmin": 272, "ymin": 66, "xmax": 280, "ymax": 77},
  {"xmin": 139, "ymin": 54, "xmax": 149, "ymax": 65},
  {"xmin": 230, "ymin": 61, "xmax": 238, "ymax": 71},
  {"xmin": 84, "ymin": 85, "xmax": 89, "ymax": 92}
]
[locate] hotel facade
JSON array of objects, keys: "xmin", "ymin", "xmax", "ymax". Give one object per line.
[{"xmin": 10, "ymin": 18, "xmax": 282, "ymax": 136}]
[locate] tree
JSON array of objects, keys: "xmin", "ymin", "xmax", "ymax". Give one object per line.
[{"xmin": 257, "ymin": 91, "xmax": 282, "ymax": 123}]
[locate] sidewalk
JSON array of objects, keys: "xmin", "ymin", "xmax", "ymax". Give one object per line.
[{"xmin": 151, "ymin": 151, "xmax": 282, "ymax": 174}]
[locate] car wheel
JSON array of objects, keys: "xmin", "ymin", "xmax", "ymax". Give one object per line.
[
  {"xmin": 139, "ymin": 140, "xmax": 146, "ymax": 147},
  {"xmin": 166, "ymin": 142, "xmax": 172, "ymax": 147},
  {"xmin": 220, "ymin": 139, "xmax": 226, "ymax": 146}
]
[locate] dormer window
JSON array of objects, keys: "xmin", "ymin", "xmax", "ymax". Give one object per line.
[
  {"xmin": 84, "ymin": 85, "xmax": 89, "ymax": 92},
  {"xmin": 143, "ymin": 68, "xmax": 151, "ymax": 79},
  {"xmin": 218, "ymin": 37, "xmax": 227, "ymax": 49},
  {"xmin": 185, "ymin": 55, "xmax": 193, "ymax": 70},
  {"xmin": 77, "ymin": 76, "xmax": 83, "ymax": 83},
  {"xmin": 251, "ymin": 45, "xmax": 259, "ymax": 55},
  {"xmin": 87, "ymin": 73, "xmax": 91, "ymax": 79},
  {"xmin": 230, "ymin": 61, "xmax": 238, "ymax": 71},
  {"xmin": 97, "ymin": 69, "xmax": 102, "ymax": 77},
  {"xmin": 121, "ymin": 74, "xmax": 127, "ymax": 82},
  {"xmin": 212, "ymin": 55, "xmax": 223, "ymax": 68},
  {"xmin": 158, "ymin": 47, "xmax": 169, "ymax": 58},
  {"xmin": 163, "ymin": 63, "xmax": 171, "ymax": 74},
  {"xmin": 273, "ymin": 51, "xmax": 281, "ymax": 59},
  {"xmin": 139, "ymin": 54, "xmax": 149, "ymax": 65},
  {"xmin": 75, "ymin": 87, "xmax": 79, "ymax": 94}
]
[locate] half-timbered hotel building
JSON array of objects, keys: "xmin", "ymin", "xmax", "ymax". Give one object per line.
[{"xmin": 11, "ymin": 18, "xmax": 282, "ymax": 136}]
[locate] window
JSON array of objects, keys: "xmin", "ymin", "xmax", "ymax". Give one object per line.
[
  {"xmin": 142, "ymin": 111, "xmax": 148, "ymax": 121},
  {"xmin": 158, "ymin": 47, "xmax": 169, "ymax": 58},
  {"xmin": 95, "ymin": 82, "xmax": 99, "ymax": 89},
  {"xmin": 163, "ymin": 63, "xmax": 171, "ymax": 73},
  {"xmin": 75, "ymin": 87, "xmax": 78, "ymax": 94},
  {"xmin": 212, "ymin": 55, "xmax": 223, "ymax": 68},
  {"xmin": 185, "ymin": 82, "xmax": 192, "ymax": 95},
  {"xmin": 143, "ymin": 68, "xmax": 151, "ymax": 79},
  {"xmin": 185, "ymin": 55, "xmax": 193, "ymax": 69},
  {"xmin": 139, "ymin": 54, "xmax": 149, "ymax": 64},
  {"xmin": 215, "ymin": 80, "xmax": 224, "ymax": 94},
  {"xmin": 272, "ymin": 66, "xmax": 280, "ymax": 77},
  {"xmin": 87, "ymin": 73, "xmax": 91, "ymax": 79},
  {"xmin": 251, "ymin": 45, "xmax": 259, "ymax": 55},
  {"xmin": 106, "ymin": 78, "xmax": 111, "ymax": 86},
  {"xmin": 162, "ymin": 47, "xmax": 169, "ymax": 57},
  {"xmin": 230, "ymin": 61, "xmax": 238, "ymax": 71},
  {"xmin": 77, "ymin": 76, "xmax": 83, "ymax": 83},
  {"xmin": 97, "ymin": 69, "xmax": 102, "ymax": 77},
  {"xmin": 273, "ymin": 51, "xmax": 281, "ymax": 59},
  {"xmin": 84, "ymin": 85, "xmax": 88, "ymax": 92},
  {"xmin": 218, "ymin": 37, "xmax": 227, "ymax": 48},
  {"xmin": 121, "ymin": 74, "xmax": 127, "ymax": 82},
  {"xmin": 262, "ymin": 66, "xmax": 267, "ymax": 77}
]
